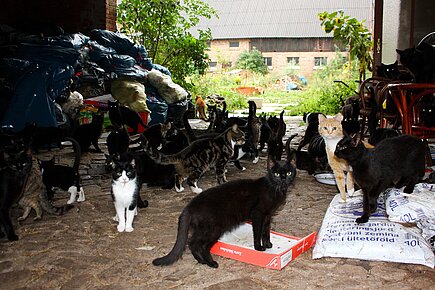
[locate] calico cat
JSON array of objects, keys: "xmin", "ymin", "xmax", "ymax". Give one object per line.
[
  {"xmin": 396, "ymin": 42, "xmax": 435, "ymax": 83},
  {"xmin": 151, "ymin": 124, "xmax": 245, "ymax": 193},
  {"xmin": 38, "ymin": 137, "xmax": 84, "ymax": 204},
  {"xmin": 0, "ymin": 138, "xmax": 32, "ymax": 241},
  {"xmin": 108, "ymin": 100, "xmax": 147, "ymax": 134},
  {"xmin": 110, "ymin": 152, "xmax": 148, "ymax": 232},
  {"xmin": 318, "ymin": 113, "xmax": 355, "ymax": 203},
  {"xmin": 18, "ymin": 157, "xmax": 73, "ymax": 221},
  {"xmin": 152, "ymin": 141, "xmax": 297, "ymax": 268},
  {"xmin": 195, "ymin": 95, "xmax": 208, "ymax": 121},
  {"xmin": 73, "ymin": 112, "xmax": 104, "ymax": 153},
  {"xmin": 335, "ymin": 134, "xmax": 425, "ymax": 223}
]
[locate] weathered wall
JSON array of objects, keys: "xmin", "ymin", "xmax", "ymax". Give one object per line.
[{"xmin": 0, "ymin": 0, "xmax": 117, "ymax": 34}]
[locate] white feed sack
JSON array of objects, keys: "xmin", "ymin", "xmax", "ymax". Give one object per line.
[
  {"xmin": 313, "ymin": 186, "xmax": 435, "ymax": 268},
  {"xmin": 147, "ymin": 69, "xmax": 188, "ymax": 104}
]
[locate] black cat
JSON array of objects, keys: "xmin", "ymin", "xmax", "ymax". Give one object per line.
[
  {"xmin": 335, "ymin": 134, "xmax": 425, "ymax": 224},
  {"xmin": 376, "ymin": 61, "xmax": 401, "ymax": 80},
  {"xmin": 133, "ymin": 151, "xmax": 176, "ymax": 189},
  {"xmin": 267, "ymin": 110, "xmax": 286, "ymax": 160},
  {"xmin": 0, "ymin": 137, "xmax": 32, "ymax": 241},
  {"xmin": 73, "ymin": 112, "xmax": 104, "ymax": 153},
  {"xmin": 396, "ymin": 42, "xmax": 435, "ymax": 83},
  {"xmin": 297, "ymin": 112, "xmax": 326, "ymax": 152},
  {"xmin": 368, "ymin": 128, "xmax": 400, "ymax": 146},
  {"xmin": 108, "ymin": 100, "xmax": 147, "ymax": 135},
  {"xmin": 38, "ymin": 137, "xmax": 84, "ymax": 204},
  {"xmin": 152, "ymin": 143, "xmax": 297, "ymax": 268},
  {"xmin": 106, "ymin": 124, "xmax": 130, "ymax": 156}
]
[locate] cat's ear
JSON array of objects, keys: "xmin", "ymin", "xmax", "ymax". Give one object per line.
[
  {"xmin": 334, "ymin": 113, "xmax": 343, "ymax": 122},
  {"xmin": 317, "ymin": 114, "xmax": 326, "ymax": 122}
]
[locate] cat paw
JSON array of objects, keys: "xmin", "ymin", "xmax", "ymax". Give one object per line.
[
  {"xmin": 191, "ymin": 187, "xmax": 203, "ymax": 194},
  {"xmin": 17, "ymin": 217, "xmax": 25, "ymax": 221},
  {"xmin": 264, "ymin": 241, "xmax": 273, "ymax": 248},
  {"xmin": 117, "ymin": 224, "xmax": 126, "ymax": 232},
  {"xmin": 349, "ymin": 189, "xmax": 363, "ymax": 197},
  {"xmin": 34, "ymin": 216, "xmax": 42, "ymax": 221},
  {"xmin": 339, "ymin": 197, "xmax": 347, "ymax": 203},
  {"xmin": 356, "ymin": 216, "xmax": 369, "ymax": 224},
  {"xmin": 175, "ymin": 186, "xmax": 184, "ymax": 192},
  {"xmin": 7, "ymin": 234, "xmax": 19, "ymax": 241},
  {"xmin": 347, "ymin": 188, "xmax": 355, "ymax": 195},
  {"xmin": 252, "ymin": 157, "xmax": 259, "ymax": 164},
  {"xmin": 206, "ymin": 260, "xmax": 219, "ymax": 268},
  {"xmin": 241, "ymin": 167, "xmax": 246, "ymax": 171},
  {"xmin": 254, "ymin": 245, "xmax": 266, "ymax": 251},
  {"xmin": 113, "ymin": 215, "xmax": 119, "ymax": 222},
  {"xmin": 67, "ymin": 199, "xmax": 75, "ymax": 204},
  {"xmin": 125, "ymin": 226, "xmax": 134, "ymax": 232}
]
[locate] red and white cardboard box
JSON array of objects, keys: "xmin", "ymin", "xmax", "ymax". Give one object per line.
[{"xmin": 210, "ymin": 223, "xmax": 317, "ymax": 270}]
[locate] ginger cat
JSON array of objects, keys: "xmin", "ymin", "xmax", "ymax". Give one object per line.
[
  {"xmin": 318, "ymin": 113, "xmax": 356, "ymax": 202},
  {"xmin": 195, "ymin": 95, "xmax": 208, "ymax": 120}
]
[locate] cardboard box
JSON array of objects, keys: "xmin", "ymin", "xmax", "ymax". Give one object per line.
[{"xmin": 210, "ymin": 223, "xmax": 317, "ymax": 270}]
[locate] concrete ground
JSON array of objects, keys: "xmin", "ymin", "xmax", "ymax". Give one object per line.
[{"xmin": 0, "ymin": 115, "xmax": 434, "ymax": 290}]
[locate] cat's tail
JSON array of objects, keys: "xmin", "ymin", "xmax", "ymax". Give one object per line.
[
  {"xmin": 183, "ymin": 110, "xmax": 197, "ymax": 143},
  {"xmin": 285, "ymin": 133, "xmax": 298, "ymax": 161},
  {"xmin": 65, "ymin": 137, "xmax": 81, "ymax": 172},
  {"xmin": 152, "ymin": 210, "xmax": 190, "ymax": 266},
  {"xmin": 40, "ymin": 190, "xmax": 74, "ymax": 216}
]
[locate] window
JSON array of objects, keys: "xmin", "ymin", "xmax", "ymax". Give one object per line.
[
  {"xmin": 314, "ymin": 57, "xmax": 327, "ymax": 67},
  {"xmin": 208, "ymin": 61, "xmax": 217, "ymax": 71},
  {"xmin": 264, "ymin": 57, "xmax": 272, "ymax": 67},
  {"xmin": 287, "ymin": 57, "xmax": 300, "ymax": 67},
  {"xmin": 229, "ymin": 41, "xmax": 239, "ymax": 48}
]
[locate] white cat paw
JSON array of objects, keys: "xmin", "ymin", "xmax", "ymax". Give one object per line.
[
  {"xmin": 191, "ymin": 187, "xmax": 203, "ymax": 194},
  {"xmin": 77, "ymin": 189, "xmax": 85, "ymax": 202},
  {"xmin": 339, "ymin": 198, "xmax": 347, "ymax": 203},
  {"xmin": 349, "ymin": 189, "xmax": 363, "ymax": 197},
  {"xmin": 67, "ymin": 199, "xmax": 75, "ymax": 204},
  {"xmin": 125, "ymin": 227, "xmax": 134, "ymax": 232},
  {"xmin": 175, "ymin": 186, "xmax": 184, "ymax": 192},
  {"xmin": 242, "ymin": 167, "xmax": 246, "ymax": 171},
  {"xmin": 113, "ymin": 215, "xmax": 119, "ymax": 222},
  {"xmin": 253, "ymin": 157, "xmax": 259, "ymax": 164},
  {"xmin": 117, "ymin": 224, "xmax": 125, "ymax": 232}
]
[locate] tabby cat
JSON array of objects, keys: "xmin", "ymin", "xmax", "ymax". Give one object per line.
[
  {"xmin": 38, "ymin": 137, "xmax": 84, "ymax": 204},
  {"xmin": 318, "ymin": 113, "xmax": 355, "ymax": 203},
  {"xmin": 111, "ymin": 152, "xmax": 148, "ymax": 232},
  {"xmin": 335, "ymin": 134, "xmax": 425, "ymax": 223},
  {"xmin": 0, "ymin": 139, "xmax": 32, "ymax": 241},
  {"xmin": 108, "ymin": 100, "xmax": 147, "ymax": 134},
  {"xmin": 18, "ymin": 157, "xmax": 74, "ymax": 221},
  {"xmin": 73, "ymin": 112, "xmax": 104, "ymax": 153},
  {"xmin": 152, "ymin": 139, "xmax": 297, "ymax": 268},
  {"xmin": 151, "ymin": 124, "xmax": 245, "ymax": 193}
]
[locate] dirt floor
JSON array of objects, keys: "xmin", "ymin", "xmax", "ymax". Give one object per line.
[{"xmin": 1, "ymin": 117, "xmax": 434, "ymax": 289}]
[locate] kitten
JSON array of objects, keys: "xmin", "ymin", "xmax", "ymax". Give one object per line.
[
  {"xmin": 152, "ymin": 141, "xmax": 297, "ymax": 268},
  {"xmin": 18, "ymin": 157, "xmax": 74, "ymax": 221},
  {"xmin": 38, "ymin": 137, "xmax": 84, "ymax": 204},
  {"xmin": 318, "ymin": 113, "xmax": 355, "ymax": 203},
  {"xmin": 110, "ymin": 152, "xmax": 148, "ymax": 232},
  {"xmin": 195, "ymin": 95, "xmax": 208, "ymax": 121},
  {"xmin": 335, "ymin": 134, "xmax": 425, "ymax": 223},
  {"xmin": 151, "ymin": 124, "xmax": 245, "ymax": 193},
  {"xmin": 396, "ymin": 42, "xmax": 435, "ymax": 83},
  {"xmin": 0, "ymin": 139, "xmax": 32, "ymax": 241},
  {"xmin": 108, "ymin": 100, "xmax": 147, "ymax": 135},
  {"xmin": 73, "ymin": 112, "xmax": 104, "ymax": 153}
]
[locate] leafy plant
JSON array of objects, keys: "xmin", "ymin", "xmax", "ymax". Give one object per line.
[
  {"xmin": 117, "ymin": 0, "xmax": 217, "ymax": 89},
  {"xmin": 235, "ymin": 48, "xmax": 268, "ymax": 75},
  {"xmin": 318, "ymin": 10, "xmax": 373, "ymax": 82}
]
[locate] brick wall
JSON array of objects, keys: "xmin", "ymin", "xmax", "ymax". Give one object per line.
[
  {"xmin": 0, "ymin": 0, "xmax": 117, "ymax": 34},
  {"xmin": 208, "ymin": 38, "xmax": 347, "ymax": 77}
]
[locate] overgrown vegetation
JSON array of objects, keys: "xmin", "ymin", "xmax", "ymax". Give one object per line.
[
  {"xmin": 235, "ymin": 48, "xmax": 268, "ymax": 74},
  {"xmin": 117, "ymin": 0, "xmax": 217, "ymax": 89}
]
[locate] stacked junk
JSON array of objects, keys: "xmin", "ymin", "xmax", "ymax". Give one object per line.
[{"xmin": 0, "ymin": 25, "xmax": 190, "ymax": 132}]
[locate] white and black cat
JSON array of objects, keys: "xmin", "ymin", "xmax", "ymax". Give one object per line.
[
  {"xmin": 38, "ymin": 137, "xmax": 85, "ymax": 204},
  {"xmin": 335, "ymin": 134, "xmax": 425, "ymax": 223},
  {"xmin": 152, "ymin": 142, "xmax": 297, "ymax": 268},
  {"xmin": 110, "ymin": 152, "xmax": 148, "ymax": 232}
]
